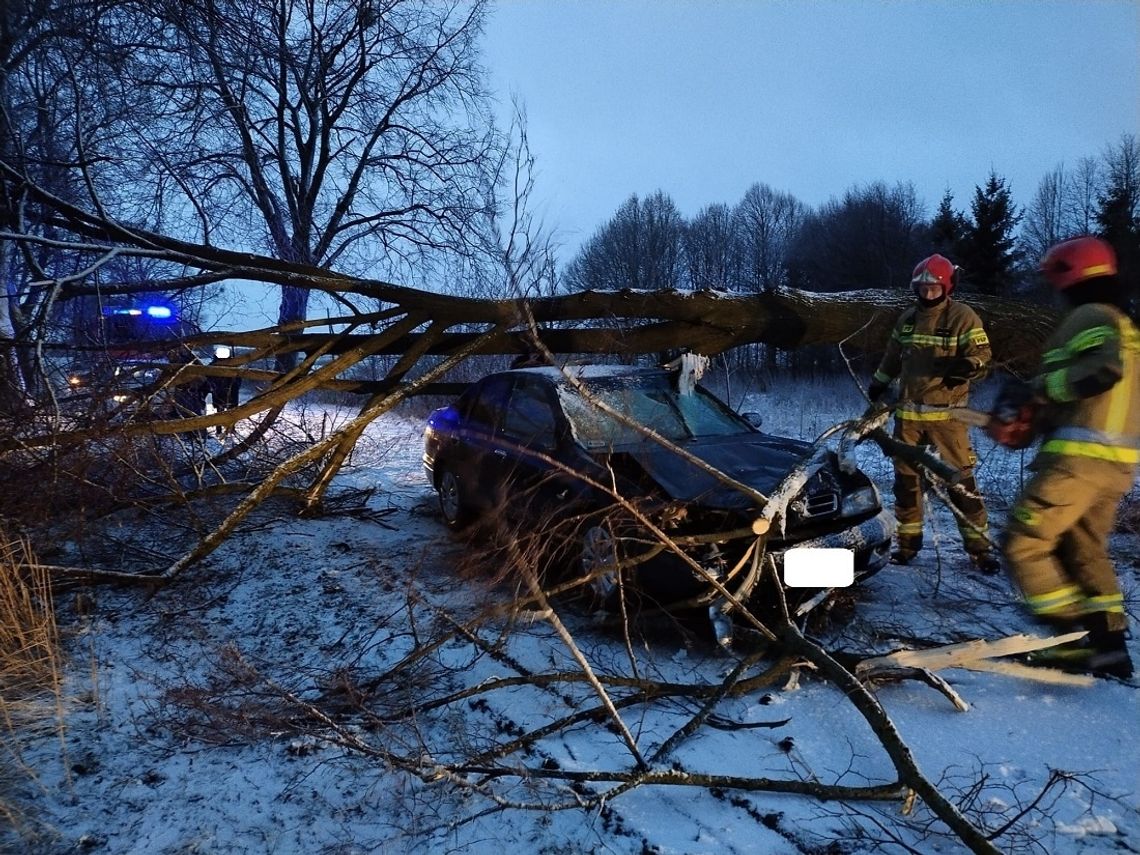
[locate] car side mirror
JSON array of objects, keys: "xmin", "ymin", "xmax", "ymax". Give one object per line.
[{"xmin": 742, "ymin": 411, "xmax": 763, "ymax": 428}]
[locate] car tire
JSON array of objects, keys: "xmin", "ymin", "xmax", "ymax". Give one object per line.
[{"xmin": 436, "ymin": 465, "xmax": 474, "ymax": 530}]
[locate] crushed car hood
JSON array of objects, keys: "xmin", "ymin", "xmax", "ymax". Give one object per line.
[{"xmin": 610, "ymin": 433, "xmax": 815, "ymax": 510}]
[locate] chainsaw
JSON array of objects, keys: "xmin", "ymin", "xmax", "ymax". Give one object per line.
[
  {"xmin": 949, "ymin": 393, "xmax": 1040, "ymax": 450},
  {"xmin": 873, "ymin": 378, "xmax": 1040, "ymax": 449},
  {"xmin": 947, "ymin": 406, "xmax": 992, "ymax": 428}
]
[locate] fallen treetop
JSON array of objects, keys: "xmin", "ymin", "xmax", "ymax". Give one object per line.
[{"xmin": 2, "ymin": 158, "xmax": 1056, "ymax": 369}]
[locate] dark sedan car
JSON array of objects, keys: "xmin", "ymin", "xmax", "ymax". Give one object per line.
[{"xmin": 423, "ymin": 365, "xmax": 893, "ymax": 615}]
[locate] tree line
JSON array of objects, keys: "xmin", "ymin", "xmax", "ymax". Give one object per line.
[{"xmin": 562, "ymin": 137, "xmax": 1140, "ymax": 307}]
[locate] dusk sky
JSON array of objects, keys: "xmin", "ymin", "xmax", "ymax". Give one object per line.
[
  {"xmin": 214, "ymin": 0, "xmax": 1138, "ymax": 330},
  {"xmin": 481, "ymin": 0, "xmax": 1140, "ymax": 262}
]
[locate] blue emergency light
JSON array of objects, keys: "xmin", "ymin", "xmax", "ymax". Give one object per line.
[{"xmin": 104, "ymin": 303, "xmax": 176, "ymax": 321}]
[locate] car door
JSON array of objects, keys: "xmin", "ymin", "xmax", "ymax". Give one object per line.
[
  {"xmin": 451, "ymin": 375, "xmax": 514, "ymax": 514},
  {"xmin": 492, "ymin": 377, "xmax": 580, "ymax": 523}
]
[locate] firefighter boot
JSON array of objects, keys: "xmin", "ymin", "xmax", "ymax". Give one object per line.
[
  {"xmin": 967, "ymin": 551, "xmax": 1001, "ymax": 575},
  {"xmin": 890, "ymin": 533, "xmax": 922, "ymax": 566},
  {"xmin": 890, "ymin": 548, "xmax": 917, "ymax": 566},
  {"xmin": 1022, "ymin": 617, "xmax": 1091, "ymax": 672},
  {"xmin": 1025, "ymin": 615, "xmax": 1134, "ymax": 679},
  {"xmin": 1083, "ymin": 612, "xmax": 1134, "ymax": 680}
]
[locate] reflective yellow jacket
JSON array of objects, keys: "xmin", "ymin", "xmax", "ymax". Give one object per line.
[
  {"xmin": 1034, "ymin": 302, "xmax": 1140, "ymax": 467},
  {"xmin": 872, "ymin": 299, "xmax": 992, "ymax": 421}
]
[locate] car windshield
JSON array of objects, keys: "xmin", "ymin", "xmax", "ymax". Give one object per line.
[{"xmin": 557, "ymin": 375, "xmax": 748, "ymax": 447}]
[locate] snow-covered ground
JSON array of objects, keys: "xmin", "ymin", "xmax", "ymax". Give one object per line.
[{"xmin": 4, "ymin": 372, "xmax": 1139, "ymax": 854}]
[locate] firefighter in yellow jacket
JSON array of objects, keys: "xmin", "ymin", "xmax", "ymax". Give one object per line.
[
  {"xmin": 868, "ymin": 254, "xmax": 1000, "ymax": 573},
  {"xmin": 998, "ymin": 236, "xmax": 1137, "ymax": 679}
]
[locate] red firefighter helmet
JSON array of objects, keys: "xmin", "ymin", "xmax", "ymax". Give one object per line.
[
  {"xmin": 911, "ymin": 254, "xmax": 956, "ymax": 296},
  {"xmin": 1039, "ymin": 236, "xmax": 1118, "ymax": 291}
]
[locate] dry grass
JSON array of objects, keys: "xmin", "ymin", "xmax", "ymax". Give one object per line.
[{"xmin": 0, "ymin": 531, "xmax": 63, "ymax": 836}]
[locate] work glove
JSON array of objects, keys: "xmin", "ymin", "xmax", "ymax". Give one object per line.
[
  {"xmin": 942, "ymin": 357, "xmax": 975, "ymax": 389},
  {"xmin": 867, "ymin": 380, "xmax": 887, "ymax": 403}
]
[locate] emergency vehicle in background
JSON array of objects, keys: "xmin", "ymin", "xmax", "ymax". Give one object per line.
[{"xmin": 65, "ymin": 300, "xmax": 203, "ymax": 416}]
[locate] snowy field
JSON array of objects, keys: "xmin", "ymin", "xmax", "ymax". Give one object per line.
[{"xmin": 4, "ymin": 370, "xmax": 1139, "ymax": 854}]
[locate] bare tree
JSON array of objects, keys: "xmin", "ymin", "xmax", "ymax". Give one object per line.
[
  {"xmin": 465, "ymin": 102, "xmax": 558, "ymax": 302},
  {"xmin": 563, "ymin": 191, "xmax": 686, "ymax": 293},
  {"xmin": 789, "ymin": 181, "xmax": 927, "ymax": 293},
  {"xmin": 1070, "ymin": 156, "xmax": 1101, "ymax": 235},
  {"xmin": 1021, "ymin": 166, "xmax": 1071, "ymax": 265},
  {"xmin": 104, "ymin": 0, "xmax": 498, "ymax": 366},
  {"xmin": 732, "ymin": 182, "xmax": 805, "ymax": 294},
  {"xmin": 1, "ymin": 1, "xmax": 69, "ymax": 405},
  {"xmin": 0, "ymin": 0, "xmax": 151, "ymax": 404},
  {"xmin": 683, "ymin": 202, "xmax": 737, "ymax": 291}
]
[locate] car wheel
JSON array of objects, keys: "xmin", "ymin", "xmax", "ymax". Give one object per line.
[
  {"xmin": 437, "ymin": 466, "xmax": 473, "ymax": 530},
  {"xmin": 578, "ymin": 522, "xmax": 624, "ymax": 609}
]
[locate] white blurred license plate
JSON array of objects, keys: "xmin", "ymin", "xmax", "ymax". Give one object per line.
[{"xmin": 783, "ymin": 547, "xmax": 854, "ymax": 588}]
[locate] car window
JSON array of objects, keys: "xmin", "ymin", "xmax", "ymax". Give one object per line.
[
  {"xmin": 558, "ymin": 377, "xmax": 748, "ymax": 447},
  {"xmin": 608, "ymin": 387, "xmax": 687, "ymax": 440},
  {"xmin": 465, "ymin": 376, "xmax": 513, "ymax": 433},
  {"xmin": 672, "ymin": 389, "xmax": 749, "ymax": 437},
  {"xmin": 503, "ymin": 381, "xmax": 558, "ymax": 452}
]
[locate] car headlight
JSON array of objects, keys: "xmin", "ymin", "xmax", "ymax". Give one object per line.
[{"xmin": 840, "ymin": 484, "xmax": 880, "ymax": 517}]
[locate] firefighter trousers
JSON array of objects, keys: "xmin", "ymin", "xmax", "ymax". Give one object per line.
[
  {"xmin": 891, "ymin": 416, "xmax": 989, "ymax": 555},
  {"xmin": 1003, "ymin": 454, "xmax": 1133, "ymax": 633}
]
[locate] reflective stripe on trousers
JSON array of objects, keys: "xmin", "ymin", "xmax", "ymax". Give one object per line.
[
  {"xmin": 1003, "ymin": 454, "xmax": 1132, "ymax": 632},
  {"xmin": 892, "ymin": 417, "xmax": 987, "ymax": 553}
]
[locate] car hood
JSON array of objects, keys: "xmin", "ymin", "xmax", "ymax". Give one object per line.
[{"xmin": 609, "ymin": 433, "xmax": 814, "ymax": 510}]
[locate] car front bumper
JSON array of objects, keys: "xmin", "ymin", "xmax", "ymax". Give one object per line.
[
  {"xmin": 644, "ymin": 507, "xmax": 896, "ymax": 608},
  {"xmin": 772, "ymin": 507, "xmax": 896, "ymax": 578}
]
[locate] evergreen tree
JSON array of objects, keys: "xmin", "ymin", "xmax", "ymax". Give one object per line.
[
  {"xmin": 959, "ymin": 171, "xmax": 1024, "ymax": 295},
  {"xmin": 929, "ymin": 190, "xmax": 968, "ymax": 260},
  {"xmin": 1094, "ymin": 134, "xmax": 1140, "ymax": 315}
]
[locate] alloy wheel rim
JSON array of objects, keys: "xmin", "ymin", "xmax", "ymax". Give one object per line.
[{"xmin": 439, "ymin": 472, "xmax": 461, "ymax": 523}]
